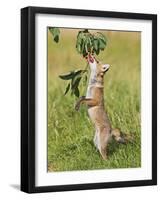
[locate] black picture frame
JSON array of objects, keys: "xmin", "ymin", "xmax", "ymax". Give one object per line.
[{"xmin": 21, "ymin": 6, "xmax": 157, "ymax": 193}]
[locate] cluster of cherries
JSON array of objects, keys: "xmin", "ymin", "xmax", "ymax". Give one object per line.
[
  {"xmin": 83, "ymin": 52, "xmax": 94, "ymax": 63},
  {"xmin": 83, "ymin": 52, "xmax": 99, "ymax": 64}
]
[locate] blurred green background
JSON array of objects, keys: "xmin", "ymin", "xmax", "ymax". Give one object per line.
[{"xmin": 47, "ymin": 28, "xmax": 141, "ymax": 172}]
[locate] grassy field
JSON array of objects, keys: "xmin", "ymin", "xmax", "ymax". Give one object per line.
[{"xmin": 47, "ymin": 29, "xmax": 141, "ymax": 172}]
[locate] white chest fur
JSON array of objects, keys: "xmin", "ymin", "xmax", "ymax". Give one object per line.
[
  {"xmin": 86, "ymin": 59, "xmax": 97, "ymax": 97},
  {"xmin": 86, "ymin": 70, "xmax": 97, "ymax": 98},
  {"xmin": 86, "ymin": 86, "xmax": 92, "ymax": 98}
]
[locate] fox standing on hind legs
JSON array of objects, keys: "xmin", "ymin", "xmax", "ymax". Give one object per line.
[{"xmin": 75, "ymin": 54, "xmax": 126, "ymax": 160}]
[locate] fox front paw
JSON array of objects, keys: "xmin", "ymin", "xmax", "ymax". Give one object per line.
[
  {"xmin": 75, "ymin": 96, "xmax": 85, "ymax": 111},
  {"xmin": 75, "ymin": 103, "xmax": 80, "ymax": 111},
  {"xmin": 80, "ymin": 96, "xmax": 86, "ymax": 100}
]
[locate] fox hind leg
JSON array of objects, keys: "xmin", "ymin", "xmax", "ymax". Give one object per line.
[
  {"xmin": 97, "ymin": 128, "xmax": 111, "ymax": 160},
  {"xmin": 93, "ymin": 131, "xmax": 98, "ymax": 149}
]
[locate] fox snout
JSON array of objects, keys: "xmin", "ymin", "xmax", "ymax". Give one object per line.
[{"xmin": 102, "ymin": 64, "xmax": 110, "ymax": 73}]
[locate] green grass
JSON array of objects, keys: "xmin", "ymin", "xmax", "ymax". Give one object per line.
[{"xmin": 47, "ymin": 29, "xmax": 141, "ymax": 172}]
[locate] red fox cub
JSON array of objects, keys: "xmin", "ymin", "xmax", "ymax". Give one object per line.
[{"xmin": 75, "ymin": 54, "xmax": 128, "ymax": 160}]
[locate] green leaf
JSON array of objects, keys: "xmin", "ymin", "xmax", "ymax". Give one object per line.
[
  {"xmin": 74, "ymin": 69, "xmax": 85, "ymax": 76},
  {"xmin": 93, "ymin": 39, "xmax": 99, "ymax": 51},
  {"xmin": 96, "ymin": 49, "xmax": 100, "ymax": 55},
  {"xmin": 76, "ymin": 44, "xmax": 81, "ymax": 53},
  {"xmin": 59, "ymin": 69, "xmax": 85, "ymax": 81},
  {"xmin": 49, "ymin": 27, "xmax": 60, "ymax": 43},
  {"xmin": 64, "ymin": 83, "xmax": 70, "ymax": 95},
  {"xmin": 59, "ymin": 71, "xmax": 75, "ymax": 80},
  {"xmin": 54, "ymin": 35, "xmax": 59, "ymax": 43},
  {"xmin": 86, "ymin": 37, "xmax": 92, "ymax": 52},
  {"xmin": 82, "ymin": 37, "xmax": 86, "ymax": 54},
  {"xmin": 77, "ymin": 32, "xmax": 83, "ymax": 44},
  {"xmin": 97, "ymin": 32, "xmax": 107, "ymax": 43},
  {"xmin": 71, "ymin": 75, "xmax": 82, "ymax": 90},
  {"xmin": 98, "ymin": 38, "xmax": 106, "ymax": 50},
  {"xmin": 74, "ymin": 87, "xmax": 80, "ymax": 97},
  {"xmin": 85, "ymin": 38, "xmax": 88, "ymax": 53}
]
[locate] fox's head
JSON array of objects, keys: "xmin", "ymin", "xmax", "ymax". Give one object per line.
[{"xmin": 86, "ymin": 54, "xmax": 110, "ymax": 77}]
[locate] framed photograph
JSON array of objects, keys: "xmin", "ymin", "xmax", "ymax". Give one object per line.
[{"xmin": 21, "ymin": 6, "xmax": 157, "ymax": 193}]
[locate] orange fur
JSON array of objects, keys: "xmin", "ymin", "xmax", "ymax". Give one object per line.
[{"xmin": 75, "ymin": 55, "xmax": 127, "ymax": 159}]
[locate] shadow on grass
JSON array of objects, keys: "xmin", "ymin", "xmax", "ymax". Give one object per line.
[{"xmin": 83, "ymin": 137, "xmax": 128, "ymax": 157}]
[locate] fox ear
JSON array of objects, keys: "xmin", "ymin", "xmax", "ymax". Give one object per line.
[{"xmin": 102, "ymin": 64, "xmax": 110, "ymax": 72}]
